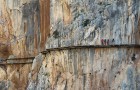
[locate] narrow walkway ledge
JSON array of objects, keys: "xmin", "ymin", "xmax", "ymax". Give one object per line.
[
  {"xmin": 0, "ymin": 57, "xmax": 35, "ymax": 65},
  {"xmin": 5, "ymin": 57, "xmax": 35, "ymax": 60},
  {"xmin": 41, "ymin": 44, "xmax": 140, "ymax": 54}
]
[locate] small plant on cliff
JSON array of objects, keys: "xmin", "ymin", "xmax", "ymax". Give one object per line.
[
  {"xmin": 82, "ymin": 19, "xmax": 90, "ymax": 27},
  {"xmin": 53, "ymin": 30, "xmax": 59, "ymax": 38}
]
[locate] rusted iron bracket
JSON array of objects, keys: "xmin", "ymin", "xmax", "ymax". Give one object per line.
[{"xmin": 41, "ymin": 44, "xmax": 140, "ymax": 54}]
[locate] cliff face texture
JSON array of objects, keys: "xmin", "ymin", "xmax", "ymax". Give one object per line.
[
  {"xmin": 3, "ymin": 64, "xmax": 32, "ymax": 90},
  {"xmin": 0, "ymin": 0, "xmax": 140, "ymax": 90},
  {"xmin": 27, "ymin": 0, "xmax": 140, "ymax": 90},
  {"xmin": 0, "ymin": 0, "xmax": 48, "ymax": 90},
  {"xmin": 46, "ymin": 0, "xmax": 140, "ymax": 48},
  {"xmin": 0, "ymin": 0, "xmax": 49, "ymax": 58},
  {"xmin": 28, "ymin": 48, "xmax": 140, "ymax": 90}
]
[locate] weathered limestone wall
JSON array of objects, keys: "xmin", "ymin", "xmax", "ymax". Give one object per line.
[
  {"xmin": 0, "ymin": 0, "xmax": 50, "ymax": 58},
  {"xmin": 46, "ymin": 0, "xmax": 140, "ymax": 48},
  {"xmin": 0, "ymin": 0, "xmax": 49, "ymax": 89},
  {"xmin": 0, "ymin": 0, "xmax": 140, "ymax": 90},
  {"xmin": 0, "ymin": 64, "xmax": 32, "ymax": 90},
  {"xmin": 27, "ymin": 48, "xmax": 140, "ymax": 90},
  {"xmin": 27, "ymin": 0, "xmax": 140, "ymax": 90}
]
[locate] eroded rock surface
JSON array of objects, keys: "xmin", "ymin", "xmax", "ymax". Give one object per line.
[
  {"xmin": 0, "ymin": 0, "xmax": 49, "ymax": 58},
  {"xmin": 0, "ymin": 0, "xmax": 140, "ymax": 90},
  {"xmin": 46, "ymin": 0, "xmax": 140, "ymax": 48},
  {"xmin": 0, "ymin": 0, "xmax": 49, "ymax": 89},
  {"xmin": 27, "ymin": 48, "xmax": 140, "ymax": 90},
  {"xmin": 27, "ymin": 0, "xmax": 140, "ymax": 90},
  {"xmin": 0, "ymin": 64, "xmax": 32, "ymax": 90}
]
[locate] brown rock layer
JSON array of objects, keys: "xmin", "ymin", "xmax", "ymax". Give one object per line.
[{"xmin": 0, "ymin": 0, "xmax": 50, "ymax": 59}]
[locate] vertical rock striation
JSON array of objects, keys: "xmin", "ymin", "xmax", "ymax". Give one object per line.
[
  {"xmin": 0, "ymin": 0, "xmax": 49, "ymax": 89},
  {"xmin": 0, "ymin": 0, "xmax": 140, "ymax": 90},
  {"xmin": 27, "ymin": 0, "xmax": 140, "ymax": 90},
  {"xmin": 46, "ymin": 0, "xmax": 140, "ymax": 48},
  {"xmin": 27, "ymin": 48, "xmax": 140, "ymax": 90},
  {"xmin": 0, "ymin": 0, "xmax": 49, "ymax": 58}
]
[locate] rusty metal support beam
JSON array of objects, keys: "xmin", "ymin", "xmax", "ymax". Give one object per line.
[{"xmin": 41, "ymin": 44, "xmax": 140, "ymax": 54}]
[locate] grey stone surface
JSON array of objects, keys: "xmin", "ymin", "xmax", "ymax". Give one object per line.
[
  {"xmin": 0, "ymin": 81, "xmax": 7, "ymax": 90},
  {"xmin": 46, "ymin": 0, "xmax": 140, "ymax": 48},
  {"xmin": 27, "ymin": 48, "xmax": 140, "ymax": 90}
]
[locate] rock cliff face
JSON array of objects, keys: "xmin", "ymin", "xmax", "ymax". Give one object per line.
[
  {"xmin": 47, "ymin": 0, "xmax": 140, "ymax": 48},
  {"xmin": 0, "ymin": 0, "xmax": 49, "ymax": 58},
  {"xmin": 28, "ymin": 48, "xmax": 140, "ymax": 90},
  {"xmin": 0, "ymin": 0, "xmax": 49, "ymax": 89},
  {"xmin": 27, "ymin": 0, "xmax": 140, "ymax": 90},
  {"xmin": 0, "ymin": 0, "xmax": 140, "ymax": 90},
  {"xmin": 0, "ymin": 63, "xmax": 32, "ymax": 90}
]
